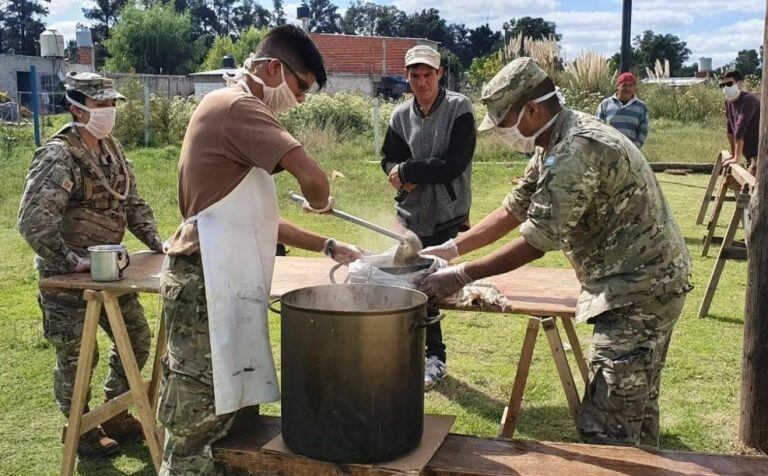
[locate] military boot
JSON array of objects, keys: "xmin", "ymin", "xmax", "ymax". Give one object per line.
[
  {"xmin": 62, "ymin": 425, "xmax": 120, "ymax": 458},
  {"xmin": 102, "ymin": 410, "xmax": 145, "ymax": 443}
]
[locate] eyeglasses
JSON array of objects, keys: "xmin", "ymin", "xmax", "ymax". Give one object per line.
[
  {"xmin": 719, "ymin": 81, "xmax": 735, "ymax": 88},
  {"xmin": 254, "ymin": 57, "xmax": 311, "ymax": 94}
]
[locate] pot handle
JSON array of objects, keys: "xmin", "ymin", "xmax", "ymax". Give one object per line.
[
  {"xmin": 268, "ymin": 298, "xmax": 281, "ymax": 314},
  {"xmin": 329, "ymin": 263, "xmax": 350, "ymax": 284},
  {"xmin": 415, "ymin": 313, "xmax": 445, "ymax": 328},
  {"xmin": 117, "ymin": 252, "xmax": 131, "ymax": 279}
]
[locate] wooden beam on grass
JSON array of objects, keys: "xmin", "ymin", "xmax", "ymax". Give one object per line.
[{"xmin": 740, "ymin": 0, "xmax": 768, "ymax": 452}]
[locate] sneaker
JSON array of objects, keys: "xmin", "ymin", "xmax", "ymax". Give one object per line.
[{"xmin": 424, "ymin": 356, "xmax": 447, "ymax": 391}]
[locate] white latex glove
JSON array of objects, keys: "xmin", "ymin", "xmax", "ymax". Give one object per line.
[
  {"xmin": 418, "ymin": 262, "xmax": 474, "ymax": 300},
  {"xmin": 420, "ymin": 238, "xmax": 459, "ymax": 262},
  {"xmin": 72, "ymin": 258, "xmax": 90, "ymax": 273},
  {"xmin": 302, "ymin": 196, "xmax": 335, "ymax": 214},
  {"xmin": 323, "ymin": 238, "xmax": 364, "ymax": 265}
]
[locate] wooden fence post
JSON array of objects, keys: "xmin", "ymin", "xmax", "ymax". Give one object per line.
[{"xmin": 740, "ymin": 0, "xmax": 768, "ymax": 452}]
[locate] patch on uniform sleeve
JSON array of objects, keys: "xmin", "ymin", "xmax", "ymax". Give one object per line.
[
  {"xmin": 544, "ymin": 155, "xmax": 558, "ymax": 168},
  {"xmin": 60, "ymin": 178, "xmax": 74, "ymax": 193}
]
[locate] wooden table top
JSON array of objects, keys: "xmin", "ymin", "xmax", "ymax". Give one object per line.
[{"xmin": 39, "ymin": 253, "xmax": 579, "ymax": 317}]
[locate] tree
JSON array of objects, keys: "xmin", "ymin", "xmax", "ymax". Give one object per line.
[
  {"xmin": 212, "ymin": 0, "xmax": 238, "ymax": 35},
  {"xmin": 734, "ymin": 49, "xmax": 761, "ymax": 77},
  {"xmin": 306, "ymin": 0, "xmax": 341, "ymax": 33},
  {"xmin": 199, "ymin": 26, "xmax": 267, "ymax": 71},
  {"xmin": 503, "ymin": 17, "xmax": 561, "ymax": 41},
  {"xmin": 340, "ymin": 1, "xmax": 405, "ymax": 37},
  {"xmin": 272, "ymin": 0, "xmax": 286, "ymax": 26},
  {"xmin": 232, "ymin": 0, "xmax": 271, "ymax": 34},
  {"xmin": 402, "ymin": 8, "xmax": 456, "ymax": 52},
  {"xmin": 104, "ymin": 4, "xmax": 206, "ymax": 75},
  {"xmin": 631, "ymin": 30, "xmax": 691, "ymax": 77},
  {"xmin": 468, "ymin": 24, "xmax": 502, "ymax": 62},
  {"xmin": 439, "ymin": 47, "xmax": 465, "ymax": 91},
  {"xmin": 83, "ymin": 0, "xmax": 127, "ymax": 67},
  {"xmin": 2, "ymin": 0, "xmax": 50, "ymax": 55}
]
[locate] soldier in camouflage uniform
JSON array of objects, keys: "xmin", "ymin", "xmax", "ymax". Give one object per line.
[
  {"xmin": 18, "ymin": 72, "xmax": 164, "ymax": 457},
  {"xmin": 420, "ymin": 58, "xmax": 692, "ymax": 448}
]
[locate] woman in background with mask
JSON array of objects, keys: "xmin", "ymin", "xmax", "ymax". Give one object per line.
[
  {"xmin": 418, "ymin": 57, "xmax": 692, "ymax": 450},
  {"xmin": 158, "ymin": 25, "xmax": 362, "ymax": 475},
  {"xmin": 18, "ymin": 72, "xmax": 164, "ymax": 457},
  {"xmin": 720, "ymin": 70, "xmax": 761, "ymax": 175}
]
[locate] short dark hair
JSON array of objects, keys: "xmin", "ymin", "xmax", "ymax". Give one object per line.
[
  {"xmin": 66, "ymin": 90, "xmax": 87, "ymax": 120},
  {"xmin": 511, "ymin": 77, "xmax": 560, "ymax": 114},
  {"xmin": 256, "ymin": 25, "xmax": 327, "ymax": 90},
  {"xmin": 721, "ymin": 70, "xmax": 743, "ymax": 82}
]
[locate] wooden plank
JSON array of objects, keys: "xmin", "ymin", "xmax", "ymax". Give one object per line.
[
  {"xmin": 60, "ymin": 292, "xmax": 102, "ymax": 476},
  {"xmin": 696, "ymin": 152, "xmax": 726, "ymax": 225},
  {"xmin": 148, "ymin": 315, "xmax": 167, "ymax": 411},
  {"xmin": 730, "ymin": 163, "xmax": 756, "ymax": 189},
  {"xmin": 101, "ymin": 292, "xmax": 163, "ymax": 471},
  {"xmin": 40, "ymin": 251, "xmax": 164, "ymax": 294},
  {"xmin": 542, "ymin": 318, "xmax": 582, "ymax": 421},
  {"xmin": 213, "ymin": 414, "xmax": 768, "ymax": 476},
  {"xmin": 41, "ymin": 255, "xmax": 580, "ymax": 318},
  {"xmin": 561, "ymin": 316, "xmax": 589, "ymax": 386},
  {"xmin": 499, "ymin": 318, "xmax": 539, "ymax": 439},
  {"xmin": 72, "ymin": 380, "xmax": 151, "ymax": 435}
]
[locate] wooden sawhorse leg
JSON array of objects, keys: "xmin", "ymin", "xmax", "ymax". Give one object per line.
[
  {"xmin": 60, "ymin": 290, "xmax": 165, "ymax": 476},
  {"xmin": 702, "ymin": 172, "xmax": 734, "ymax": 257},
  {"xmin": 499, "ymin": 316, "xmax": 586, "ymax": 439},
  {"xmin": 699, "ymin": 188, "xmax": 750, "ymax": 318},
  {"xmin": 696, "ymin": 153, "xmax": 726, "ymax": 225}
]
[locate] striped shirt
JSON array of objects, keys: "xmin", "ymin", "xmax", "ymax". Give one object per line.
[{"xmin": 596, "ymin": 95, "xmax": 649, "ymax": 148}]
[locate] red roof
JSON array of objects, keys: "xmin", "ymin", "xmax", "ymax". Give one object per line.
[{"xmin": 309, "ymin": 33, "xmax": 436, "ymax": 76}]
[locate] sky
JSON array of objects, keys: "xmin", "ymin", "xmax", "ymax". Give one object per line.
[{"xmin": 46, "ymin": 0, "xmax": 765, "ymax": 68}]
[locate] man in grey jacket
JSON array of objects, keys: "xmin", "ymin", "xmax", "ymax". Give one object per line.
[{"xmin": 381, "ymin": 44, "xmax": 476, "ymax": 390}]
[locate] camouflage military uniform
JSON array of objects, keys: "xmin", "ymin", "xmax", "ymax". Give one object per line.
[
  {"xmin": 17, "ymin": 73, "xmax": 163, "ymax": 416},
  {"xmin": 483, "ymin": 58, "xmax": 692, "ymax": 447},
  {"xmin": 157, "ymin": 254, "xmax": 237, "ymax": 475}
]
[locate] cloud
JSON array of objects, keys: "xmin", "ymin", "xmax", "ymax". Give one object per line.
[
  {"xmin": 633, "ymin": 0, "xmax": 763, "ymax": 16},
  {"xmin": 48, "ymin": 0, "xmax": 93, "ymax": 17},
  {"xmin": 683, "ymin": 18, "xmax": 764, "ymax": 66}
]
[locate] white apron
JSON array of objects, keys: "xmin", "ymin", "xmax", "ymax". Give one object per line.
[{"xmin": 194, "ymin": 167, "xmax": 280, "ymax": 415}]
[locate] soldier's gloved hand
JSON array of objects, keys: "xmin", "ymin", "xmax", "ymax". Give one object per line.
[
  {"xmin": 302, "ymin": 196, "xmax": 335, "ymax": 214},
  {"xmin": 72, "ymin": 258, "xmax": 90, "ymax": 273},
  {"xmin": 418, "ymin": 262, "xmax": 474, "ymax": 300},
  {"xmin": 323, "ymin": 238, "xmax": 364, "ymax": 265},
  {"xmin": 420, "ymin": 239, "xmax": 459, "ymax": 262}
]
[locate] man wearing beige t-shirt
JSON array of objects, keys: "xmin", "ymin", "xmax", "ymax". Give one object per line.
[{"xmin": 158, "ymin": 25, "xmax": 361, "ymax": 475}]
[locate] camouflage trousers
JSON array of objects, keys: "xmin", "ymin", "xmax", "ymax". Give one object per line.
[
  {"xmin": 577, "ymin": 292, "xmax": 686, "ymax": 448},
  {"xmin": 38, "ymin": 274, "xmax": 151, "ymax": 416},
  {"xmin": 157, "ymin": 254, "xmax": 236, "ymax": 476}
]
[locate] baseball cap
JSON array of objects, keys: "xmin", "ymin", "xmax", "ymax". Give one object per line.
[
  {"xmin": 65, "ymin": 72, "xmax": 125, "ymax": 101},
  {"xmin": 405, "ymin": 45, "xmax": 441, "ymax": 70},
  {"xmin": 478, "ymin": 57, "xmax": 548, "ymax": 132},
  {"xmin": 616, "ymin": 72, "xmax": 636, "ymax": 85}
]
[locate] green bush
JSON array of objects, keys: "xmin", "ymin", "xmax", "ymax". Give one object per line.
[
  {"xmin": 640, "ymin": 83, "xmax": 723, "ymax": 123},
  {"xmin": 199, "ymin": 27, "xmax": 269, "ymax": 72},
  {"xmin": 280, "ymin": 93, "xmax": 382, "ymax": 137}
]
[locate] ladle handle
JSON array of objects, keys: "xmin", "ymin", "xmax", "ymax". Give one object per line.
[{"xmin": 288, "ymin": 191, "xmax": 406, "ymax": 244}]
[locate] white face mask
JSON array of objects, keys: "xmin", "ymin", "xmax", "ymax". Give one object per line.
[
  {"xmin": 67, "ymin": 95, "xmax": 117, "ymax": 139},
  {"xmin": 723, "ymin": 83, "xmax": 740, "ymax": 101},
  {"xmin": 496, "ymin": 90, "xmax": 560, "ymax": 153},
  {"xmin": 237, "ymin": 62, "xmax": 299, "ymax": 115}
]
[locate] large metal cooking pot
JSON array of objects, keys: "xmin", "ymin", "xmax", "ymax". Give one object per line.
[{"xmin": 272, "ymin": 284, "xmax": 439, "ymax": 463}]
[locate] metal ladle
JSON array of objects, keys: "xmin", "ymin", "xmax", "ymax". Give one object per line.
[{"xmin": 287, "ymin": 192, "xmax": 422, "ymax": 263}]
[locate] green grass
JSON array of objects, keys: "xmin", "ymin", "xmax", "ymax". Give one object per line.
[{"xmin": 0, "ymin": 121, "xmax": 759, "ymax": 475}]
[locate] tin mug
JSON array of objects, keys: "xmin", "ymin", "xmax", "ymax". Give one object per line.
[{"xmin": 87, "ymin": 244, "xmax": 130, "ymax": 281}]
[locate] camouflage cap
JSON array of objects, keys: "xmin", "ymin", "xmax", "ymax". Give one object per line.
[
  {"xmin": 64, "ymin": 72, "xmax": 125, "ymax": 101},
  {"xmin": 478, "ymin": 57, "xmax": 548, "ymax": 132}
]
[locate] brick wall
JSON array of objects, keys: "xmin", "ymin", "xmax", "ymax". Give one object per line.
[{"xmin": 309, "ymin": 33, "xmax": 438, "ymax": 76}]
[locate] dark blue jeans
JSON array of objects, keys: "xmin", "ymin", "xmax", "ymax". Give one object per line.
[{"xmin": 420, "ymin": 224, "xmax": 463, "ymax": 364}]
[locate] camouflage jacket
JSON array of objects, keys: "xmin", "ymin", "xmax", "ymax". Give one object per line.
[
  {"xmin": 503, "ymin": 108, "xmax": 692, "ymax": 322},
  {"xmin": 18, "ymin": 124, "xmax": 162, "ymax": 274}
]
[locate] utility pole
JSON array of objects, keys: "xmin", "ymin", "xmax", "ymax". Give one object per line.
[
  {"xmin": 620, "ymin": 0, "xmax": 632, "ymax": 73},
  {"xmin": 741, "ymin": 0, "xmax": 768, "ymax": 453}
]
